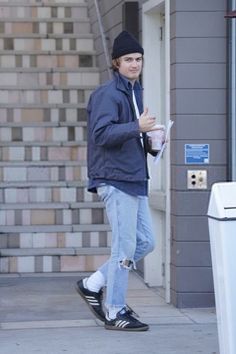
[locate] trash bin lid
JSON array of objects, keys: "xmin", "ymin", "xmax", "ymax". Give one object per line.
[{"xmin": 207, "ymin": 182, "xmax": 236, "ymax": 220}]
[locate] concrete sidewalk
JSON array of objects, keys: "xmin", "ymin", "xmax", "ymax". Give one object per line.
[{"xmin": 0, "ymin": 272, "xmax": 219, "ymax": 354}]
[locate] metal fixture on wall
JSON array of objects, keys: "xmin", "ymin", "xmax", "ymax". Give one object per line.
[{"xmin": 187, "ymin": 170, "xmax": 207, "ymax": 189}]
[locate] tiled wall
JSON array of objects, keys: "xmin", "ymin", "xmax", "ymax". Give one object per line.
[
  {"xmin": 170, "ymin": 0, "xmax": 227, "ymax": 307},
  {"xmin": 0, "ymin": 0, "xmax": 110, "ymax": 273}
]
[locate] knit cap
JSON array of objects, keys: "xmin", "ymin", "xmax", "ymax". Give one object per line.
[{"xmin": 112, "ymin": 30, "xmax": 144, "ymax": 59}]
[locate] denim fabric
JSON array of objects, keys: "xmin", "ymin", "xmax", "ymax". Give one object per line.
[{"xmin": 97, "ymin": 185, "xmax": 155, "ymax": 310}]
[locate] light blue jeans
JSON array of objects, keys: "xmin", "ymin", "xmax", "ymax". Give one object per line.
[{"xmin": 97, "ymin": 185, "xmax": 155, "ymax": 311}]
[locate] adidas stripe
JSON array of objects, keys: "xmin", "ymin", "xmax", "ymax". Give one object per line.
[
  {"xmin": 85, "ymin": 295, "xmax": 99, "ymax": 306},
  {"xmin": 116, "ymin": 320, "xmax": 130, "ymax": 328}
]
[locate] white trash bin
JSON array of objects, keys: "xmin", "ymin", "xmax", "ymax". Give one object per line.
[{"xmin": 208, "ymin": 182, "xmax": 236, "ymax": 354}]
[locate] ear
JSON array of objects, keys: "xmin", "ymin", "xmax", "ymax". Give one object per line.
[{"xmin": 111, "ymin": 59, "xmax": 120, "ymax": 71}]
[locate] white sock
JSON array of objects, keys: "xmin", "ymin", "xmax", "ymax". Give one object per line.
[
  {"xmin": 85, "ymin": 270, "xmax": 105, "ymax": 293},
  {"xmin": 106, "ymin": 307, "xmax": 123, "ymax": 320}
]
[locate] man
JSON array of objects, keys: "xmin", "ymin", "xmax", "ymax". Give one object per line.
[{"xmin": 76, "ymin": 31, "xmax": 159, "ymax": 331}]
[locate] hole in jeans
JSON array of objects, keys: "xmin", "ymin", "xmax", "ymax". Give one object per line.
[{"xmin": 119, "ymin": 259, "xmax": 135, "ymax": 270}]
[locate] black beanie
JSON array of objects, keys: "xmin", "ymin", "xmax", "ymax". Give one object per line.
[{"xmin": 111, "ymin": 30, "xmax": 144, "ymax": 59}]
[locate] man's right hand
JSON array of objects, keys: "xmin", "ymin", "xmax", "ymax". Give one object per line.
[{"xmin": 139, "ymin": 107, "xmax": 156, "ymax": 132}]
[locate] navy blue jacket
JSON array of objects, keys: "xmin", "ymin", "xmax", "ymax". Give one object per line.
[{"xmin": 87, "ymin": 72, "xmax": 150, "ymax": 183}]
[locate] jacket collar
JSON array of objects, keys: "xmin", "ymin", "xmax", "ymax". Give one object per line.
[{"xmin": 113, "ymin": 71, "xmax": 144, "ymax": 119}]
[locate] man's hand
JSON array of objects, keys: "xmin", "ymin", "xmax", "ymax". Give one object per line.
[{"xmin": 139, "ymin": 107, "xmax": 156, "ymax": 132}]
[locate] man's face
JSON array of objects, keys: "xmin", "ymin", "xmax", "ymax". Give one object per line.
[{"xmin": 118, "ymin": 53, "xmax": 143, "ymax": 82}]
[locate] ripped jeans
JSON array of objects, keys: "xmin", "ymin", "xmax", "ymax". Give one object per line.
[{"xmin": 97, "ymin": 185, "xmax": 155, "ymax": 311}]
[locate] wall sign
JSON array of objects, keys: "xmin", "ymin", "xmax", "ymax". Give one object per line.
[{"xmin": 185, "ymin": 144, "xmax": 209, "ymax": 164}]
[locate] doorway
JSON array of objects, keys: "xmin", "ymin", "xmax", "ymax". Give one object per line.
[{"xmin": 142, "ymin": 0, "xmax": 171, "ymax": 303}]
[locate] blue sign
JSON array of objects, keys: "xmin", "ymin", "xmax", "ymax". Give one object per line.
[{"xmin": 185, "ymin": 144, "xmax": 209, "ymax": 164}]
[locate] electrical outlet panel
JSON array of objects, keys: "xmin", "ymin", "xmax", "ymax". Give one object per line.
[{"xmin": 187, "ymin": 170, "xmax": 207, "ymax": 189}]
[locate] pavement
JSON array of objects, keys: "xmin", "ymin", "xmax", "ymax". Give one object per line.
[{"xmin": 0, "ymin": 271, "xmax": 219, "ymax": 354}]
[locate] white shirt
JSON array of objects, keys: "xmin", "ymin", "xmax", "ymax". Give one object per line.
[{"xmin": 132, "ymin": 88, "xmax": 143, "ymax": 146}]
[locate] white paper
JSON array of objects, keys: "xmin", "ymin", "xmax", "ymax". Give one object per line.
[{"xmin": 153, "ymin": 120, "xmax": 174, "ymax": 164}]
